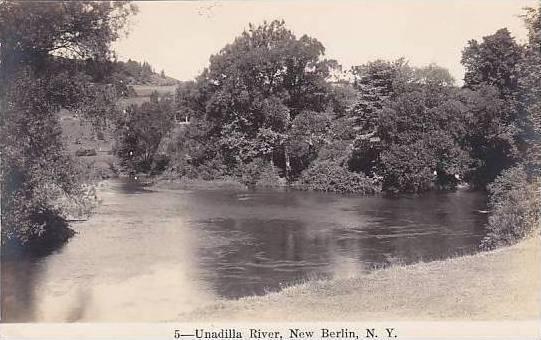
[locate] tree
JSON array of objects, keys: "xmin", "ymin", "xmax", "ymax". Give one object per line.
[
  {"xmin": 175, "ymin": 80, "xmax": 205, "ymax": 123},
  {"xmin": 347, "ymin": 61, "xmax": 463, "ymax": 188},
  {"xmin": 0, "ymin": 1, "xmax": 136, "ymax": 250},
  {"xmin": 518, "ymin": 3, "xmax": 541, "ymax": 175},
  {"xmin": 0, "ymin": 1, "xmax": 136, "ymax": 77},
  {"xmin": 461, "ymin": 28, "xmax": 530, "ymax": 186},
  {"xmin": 288, "ymin": 110, "xmax": 332, "ymax": 177},
  {"xmin": 376, "ymin": 88, "xmax": 473, "ymax": 192},
  {"xmin": 115, "ymin": 95, "xmax": 174, "ymax": 173},
  {"xmin": 348, "ymin": 59, "xmax": 413, "ymax": 135},
  {"xmin": 480, "ymin": 3, "xmax": 541, "ymax": 249},
  {"xmin": 461, "ymin": 28, "xmax": 523, "ymax": 100},
  {"xmin": 188, "ymin": 20, "xmax": 338, "ymax": 179}
]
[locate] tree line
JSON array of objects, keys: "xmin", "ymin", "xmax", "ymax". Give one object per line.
[
  {"xmin": 123, "ymin": 17, "xmax": 539, "ymax": 194},
  {"xmin": 116, "ymin": 13, "xmax": 540, "ymax": 248},
  {"xmin": 1, "ymin": 1, "xmax": 539, "ymax": 251}
]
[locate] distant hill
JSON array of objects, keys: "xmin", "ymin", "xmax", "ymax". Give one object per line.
[{"xmin": 115, "ymin": 59, "xmax": 179, "ymax": 86}]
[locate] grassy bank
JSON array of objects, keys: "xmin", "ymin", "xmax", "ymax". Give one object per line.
[{"xmin": 180, "ymin": 236, "xmax": 540, "ymax": 321}]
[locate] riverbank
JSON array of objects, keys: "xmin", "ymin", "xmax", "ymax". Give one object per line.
[
  {"xmin": 152, "ymin": 177, "xmax": 248, "ymax": 190},
  {"xmin": 180, "ymin": 236, "xmax": 540, "ymax": 321}
]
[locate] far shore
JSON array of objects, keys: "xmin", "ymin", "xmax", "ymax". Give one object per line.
[
  {"xmin": 178, "ymin": 236, "xmax": 540, "ymax": 321},
  {"xmin": 150, "ymin": 177, "xmax": 249, "ymax": 190}
]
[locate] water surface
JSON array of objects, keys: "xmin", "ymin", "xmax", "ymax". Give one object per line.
[{"xmin": 1, "ymin": 179, "xmax": 488, "ymax": 322}]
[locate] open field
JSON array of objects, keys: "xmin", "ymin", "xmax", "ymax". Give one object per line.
[
  {"xmin": 59, "ymin": 110, "xmax": 116, "ymax": 179},
  {"xmin": 118, "ymin": 84, "xmax": 178, "ymax": 108},
  {"xmin": 180, "ymin": 236, "xmax": 540, "ymax": 321},
  {"xmin": 130, "ymin": 84, "xmax": 177, "ymax": 97}
]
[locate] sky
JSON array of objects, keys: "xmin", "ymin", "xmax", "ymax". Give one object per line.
[{"xmin": 113, "ymin": 0, "xmax": 537, "ymax": 83}]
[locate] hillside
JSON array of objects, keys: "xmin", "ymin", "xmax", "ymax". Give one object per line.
[
  {"xmin": 59, "ymin": 59, "xmax": 179, "ymax": 180},
  {"xmin": 114, "ymin": 59, "xmax": 178, "ymax": 86},
  {"xmin": 118, "ymin": 84, "xmax": 178, "ymax": 107}
]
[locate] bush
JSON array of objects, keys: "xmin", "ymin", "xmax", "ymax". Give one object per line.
[
  {"xmin": 114, "ymin": 98, "xmax": 174, "ymax": 174},
  {"xmin": 236, "ymin": 159, "xmax": 284, "ymax": 188},
  {"xmin": 255, "ymin": 162, "xmax": 284, "ymax": 188},
  {"xmin": 379, "ymin": 141, "xmax": 436, "ymax": 193},
  {"xmin": 296, "ymin": 161, "xmax": 381, "ymax": 194},
  {"xmin": 481, "ymin": 166, "xmax": 540, "ymax": 249},
  {"xmin": 238, "ymin": 159, "xmax": 264, "ymax": 187}
]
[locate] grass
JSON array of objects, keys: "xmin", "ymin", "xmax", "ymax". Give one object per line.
[
  {"xmin": 130, "ymin": 84, "xmax": 177, "ymax": 97},
  {"xmin": 118, "ymin": 85, "xmax": 178, "ymax": 108},
  {"xmin": 179, "ymin": 236, "xmax": 540, "ymax": 321},
  {"xmin": 59, "ymin": 110, "xmax": 116, "ymax": 180}
]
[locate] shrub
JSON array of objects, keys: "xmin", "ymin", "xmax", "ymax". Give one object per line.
[
  {"xmin": 296, "ymin": 161, "xmax": 381, "ymax": 194},
  {"xmin": 481, "ymin": 166, "xmax": 540, "ymax": 249},
  {"xmin": 237, "ymin": 159, "xmax": 264, "ymax": 187},
  {"xmin": 114, "ymin": 98, "xmax": 174, "ymax": 174},
  {"xmin": 379, "ymin": 141, "xmax": 436, "ymax": 193},
  {"xmin": 255, "ymin": 162, "xmax": 284, "ymax": 188},
  {"xmin": 236, "ymin": 159, "xmax": 283, "ymax": 188}
]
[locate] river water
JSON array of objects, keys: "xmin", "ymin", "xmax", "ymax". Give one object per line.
[{"xmin": 1, "ymin": 179, "xmax": 488, "ymax": 322}]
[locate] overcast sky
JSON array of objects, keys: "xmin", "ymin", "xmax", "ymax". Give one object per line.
[{"xmin": 113, "ymin": 0, "xmax": 537, "ymax": 83}]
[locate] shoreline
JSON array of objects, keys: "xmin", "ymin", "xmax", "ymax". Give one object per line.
[
  {"xmin": 147, "ymin": 176, "xmax": 479, "ymax": 196},
  {"xmin": 179, "ymin": 236, "xmax": 540, "ymax": 321},
  {"xmin": 151, "ymin": 177, "xmax": 249, "ymax": 191}
]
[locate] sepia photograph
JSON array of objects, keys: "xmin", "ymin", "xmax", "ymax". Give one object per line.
[{"xmin": 0, "ymin": 0, "xmax": 540, "ymax": 338}]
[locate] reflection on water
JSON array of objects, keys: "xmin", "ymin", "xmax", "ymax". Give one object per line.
[{"xmin": 1, "ymin": 179, "xmax": 487, "ymax": 322}]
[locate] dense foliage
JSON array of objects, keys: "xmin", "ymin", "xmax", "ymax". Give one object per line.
[
  {"xmin": 177, "ymin": 20, "xmax": 339, "ymax": 181},
  {"xmin": 2, "ymin": 2, "xmax": 540, "ymax": 250},
  {"xmin": 479, "ymin": 3, "xmax": 541, "ymax": 247},
  {"xmin": 147, "ymin": 16, "xmax": 540, "ymax": 204},
  {"xmin": 481, "ymin": 166, "xmax": 540, "ymax": 249},
  {"xmin": 115, "ymin": 92, "xmax": 175, "ymax": 173},
  {"xmin": 296, "ymin": 161, "xmax": 380, "ymax": 194},
  {"xmin": 0, "ymin": 1, "xmax": 136, "ymax": 251}
]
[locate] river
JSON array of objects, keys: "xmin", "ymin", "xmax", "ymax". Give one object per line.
[{"xmin": 1, "ymin": 179, "xmax": 488, "ymax": 322}]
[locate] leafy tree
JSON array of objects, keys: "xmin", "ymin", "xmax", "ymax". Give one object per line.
[
  {"xmin": 413, "ymin": 63, "xmax": 455, "ymax": 88},
  {"xmin": 348, "ymin": 59, "xmax": 413, "ymax": 135},
  {"xmin": 115, "ymin": 95, "xmax": 174, "ymax": 173},
  {"xmin": 347, "ymin": 61, "xmax": 465, "ymax": 191},
  {"xmin": 175, "ymin": 80, "xmax": 206, "ymax": 123},
  {"xmin": 346, "ymin": 59, "xmax": 416, "ymax": 177},
  {"xmin": 459, "ymin": 86, "xmax": 520, "ymax": 186},
  {"xmin": 461, "ymin": 28, "xmax": 523, "ymax": 100},
  {"xmin": 288, "ymin": 110, "xmax": 332, "ymax": 177},
  {"xmin": 167, "ymin": 116, "xmax": 228, "ymax": 180},
  {"xmin": 0, "ymin": 1, "xmax": 136, "ymax": 250},
  {"xmin": 193, "ymin": 20, "xmax": 338, "ymax": 179},
  {"xmin": 0, "ymin": 1, "xmax": 135, "ymax": 76},
  {"xmin": 480, "ymin": 3, "xmax": 541, "ymax": 249},
  {"xmin": 376, "ymin": 88, "xmax": 473, "ymax": 192},
  {"xmin": 518, "ymin": 3, "xmax": 541, "ymax": 175},
  {"xmin": 461, "ymin": 28, "xmax": 527, "ymax": 186}
]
